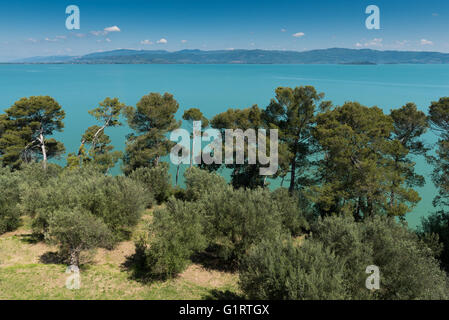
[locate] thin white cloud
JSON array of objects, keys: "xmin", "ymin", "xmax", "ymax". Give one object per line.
[
  {"xmin": 27, "ymin": 38, "xmax": 38, "ymax": 43},
  {"xmin": 396, "ymin": 40, "xmax": 408, "ymax": 46},
  {"xmin": 157, "ymin": 38, "xmax": 168, "ymax": 44},
  {"xmin": 355, "ymin": 38, "xmax": 383, "ymax": 48},
  {"xmin": 421, "ymin": 39, "xmax": 433, "ymax": 45},
  {"xmin": 281, "ymin": 28, "xmax": 287, "ymax": 32},
  {"xmin": 105, "ymin": 38, "xmax": 112, "ymax": 43},
  {"xmin": 140, "ymin": 40, "xmax": 153, "ymax": 45},
  {"xmin": 44, "ymin": 36, "xmax": 67, "ymax": 42},
  {"xmin": 90, "ymin": 31, "xmax": 104, "ymax": 36},
  {"xmin": 292, "ymin": 32, "xmax": 305, "ymax": 38},
  {"xmin": 181, "ymin": 40, "xmax": 188, "ymax": 43},
  {"xmin": 104, "ymin": 26, "xmax": 121, "ymax": 33},
  {"xmin": 91, "ymin": 26, "xmax": 121, "ymax": 37}
]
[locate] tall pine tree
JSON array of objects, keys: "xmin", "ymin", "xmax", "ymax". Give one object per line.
[{"xmin": 0, "ymin": 96, "xmax": 65, "ymax": 169}]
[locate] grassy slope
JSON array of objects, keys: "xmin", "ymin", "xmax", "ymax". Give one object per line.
[{"xmin": 0, "ymin": 213, "xmax": 240, "ymax": 300}]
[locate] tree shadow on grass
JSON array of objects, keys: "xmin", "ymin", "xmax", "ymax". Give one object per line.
[
  {"xmin": 121, "ymin": 244, "xmax": 240, "ymax": 289},
  {"xmin": 39, "ymin": 251, "xmax": 65, "ymax": 264},
  {"xmin": 203, "ymin": 289, "xmax": 244, "ymax": 300},
  {"xmin": 121, "ymin": 249, "xmax": 156, "ymax": 284},
  {"xmin": 39, "ymin": 250, "xmax": 94, "ymax": 272},
  {"xmin": 190, "ymin": 248, "xmax": 237, "ymax": 273},
  {"xmin": 18, "ymin": 233, "xmax": 43, "ymax": 244}
]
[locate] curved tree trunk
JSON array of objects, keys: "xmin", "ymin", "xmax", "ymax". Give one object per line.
[
  {"xmin": 38, "ymin": 131, "xmax": 47, "ymax": 170},
  {"xmin": 176, "ymin": 164, "xmax": 180, "ymax": 186},
  {"xmin": 69, "ymin": 247, "xmax": 81, "ymax": 268}
]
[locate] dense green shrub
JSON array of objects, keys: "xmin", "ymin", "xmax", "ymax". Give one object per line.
[
  {"xmin": 364, "ymin": 217, "xmax": 449, "ymax": 299},
  {"xmin": 47, "ymin": 208, "xmax": 113, "ymax": 266},
  {"xmin": 240, "ymin": 237, "xmax": 348, "ymax": 300},
  {"xmin": 184, "ymin": 167, "xmax": 227, "ymax": 201},
  {"xmin": 19, "ymin": 162, "xmax": 62, "ymax": 186},
  {"xmin": 26, "ymin": 166, "xmax": 149, "ymax": 241},
  {"xmin": 271, "ymin": 188, "xmax": 310, "ymax": 236},
  {"xmin": 172, "ymin": 186, "xmax": 188, "ymax": 201},
  {"xmin": 137, "ymin": 183, "xmax": 307, "ymax": 278},
  {"xmin": 0, "ymin": 168, "xmax": 22, "ymax": 234},
  {"xmin": 143, "ymin": 199, "xmax": 208, "ymax": 279},
  {"xmin": 311, "ymin": 215, "xmax": 372, "ymax": 299},
  {"xmin": 241, "ymin": 215, "xmax": 449, "ymax": 300},
  {"xmin": 18, "ymin": 163, "xmax": 63, "ymax": 217},
  {"xmin": 139, "ymin": 175, "xmax": 311, "ymax": 278},
  {"xmin": 314, "ymin": 215, "xmax": 449, "ymax": 299},
  {"xmin": 200, "ymin": 186, "xmax": 285, "ymax": 266},
  {"xmin": 420, "ymin": 211, "xmax": 449, "ymax": 272},
  {"xmin": 128, "ymin": 163, "xmax": 171, "ymax": 204}
]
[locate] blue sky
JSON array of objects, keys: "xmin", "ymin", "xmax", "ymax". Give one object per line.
[{"xmin": 0, "ymin": 0, "xmax": 448, "ymax": 61}]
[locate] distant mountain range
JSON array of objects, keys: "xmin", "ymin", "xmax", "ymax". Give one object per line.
[{"xmin": 8, "ymin": 48, "xmax": 449, "ymax": 64}]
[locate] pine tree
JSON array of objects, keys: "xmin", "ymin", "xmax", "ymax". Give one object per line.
[
  {"xmin": 123, "ymin": 93, "xmax": 181, "ymax": 175},
  {"xmin": 312, "ymin": 102, "xmax": 415, "ymax": 219},
  {"xmin": 428, "ymin": 97, "xmax": 449, "ymax": 207},
  {"xmin": 67, "ymin": 97, "xmax": 125, "ymax": 172},
  {"xmin": 386, "ymin": 103, "xmax": 428, "ymax": 216},
  {"xmin": 0, "ymin": 96, "xmax": 65, "ymax": 169},
  {"xmin": 263, "ymin": 86, "xmax": 331, "ymax": 193}
]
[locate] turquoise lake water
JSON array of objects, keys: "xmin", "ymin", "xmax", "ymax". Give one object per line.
[{"xmin": 1, "ymin": 64, "xmax": 449, "ymax": 228}]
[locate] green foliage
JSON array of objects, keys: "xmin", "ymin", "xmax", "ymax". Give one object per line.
[
  {"xmin": 47, "ymin": 208, "xmax": 114, "ymax": 266},
  {"xmin": 264, "ymin": 86, "xmax": 331, "ymax": 192},
  {"xmin": 184, "ymin": 166, "xmax": 227, "ymax": 201},
  {"xmin": 240, "ymin": 237, "xmax": 347, "ymax": 300},
  {"xmin": 429, "ymin": 97, "xmax": 449, "ymax": 207},
  {"xmin": 311, "ymin": 215, "xmax": 373, "ymax": 299},
  {"xmin": 88, "ymin": 97, "xmax": 126, "ymax": 127},
  {"xmin": 0, "ymin": 96, "xmax": 65, "ymax": 169},
  {"xmin": 312, "ymin": 102, "xmax": 421, "ymax": 219},
  {"xmin": 17, "ymin": 162, "xmax": 62, "ymax": 218},
  {"xmin": 172, "ymin": 186, "xmax": 188, "ymax": 201},
  {"xmin": 0, "ymin": 167, "xmax": 22, "ymax": 234},
  {"xmin": 387, "ymin": 103, "xmax": 429, "ymax": 216},
  {"xmin": 68, "ymin": 125, "xmax": 122, "ymax": 173},
  {"xmin": 139, "ymin": 168, "xmax": 311, "ymax": 279},
  {"xmin": 182, "ymin": 108, "xmax": 209, "ymax": 128},
  {"xmin": 200, "ymin": 187, "xmax": 285, "ymax": 266},
  {"xmin": 313, "ymin": 215, "xmax": 449, "ymax": 300},
  {"xmin": 210, "ymin": 105, "xmax": 278, "ymax": 189},
  {"xmin": 123, "ymin": 93, "xmax": 181, "ymax": 174},
  {"xmin": 142, "ymin": 199, "xmax": 208, "ymax": 279},
  {"xmin": 270, "ymin": 188, "xmax": 310, "ymax": 236},
  {"xmin": 241, "ymin": 215, "xmax": 449, "ymax": 300},
  {"xmin": 420, "ymin": 211, "xmax": 449, "ymax": 271},
  {"xmin": 68, "ymin": 97, "xmax": 126, "ymax": 173},
  {"xmin": 128, "ymin": 162, "xmax": 171, "ymax": 204},
  {"xmin": 25, "ymin": 166, "xmax": 149, "ymax": 241}
]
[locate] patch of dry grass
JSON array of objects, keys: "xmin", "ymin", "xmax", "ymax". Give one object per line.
[{"xmin": 0, "ymin": 212, "xmax": 240, "ymax": 300}]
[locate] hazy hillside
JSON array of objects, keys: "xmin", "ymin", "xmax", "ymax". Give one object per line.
[{"xmin": 10, "ymin": 48, "xmax": 449, "ymax": 64}]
